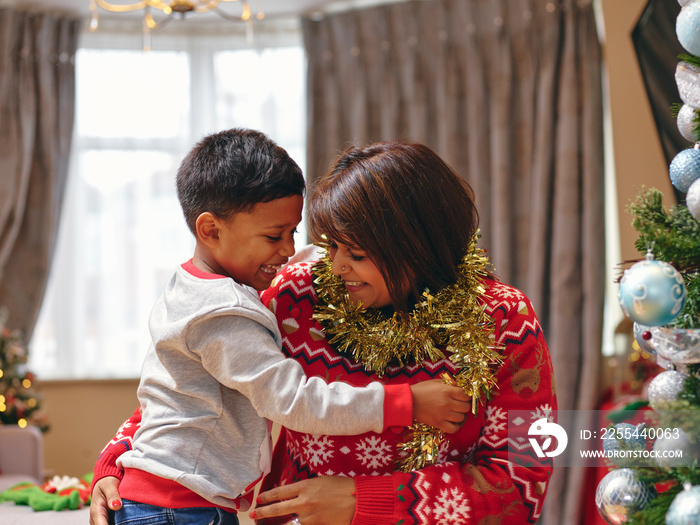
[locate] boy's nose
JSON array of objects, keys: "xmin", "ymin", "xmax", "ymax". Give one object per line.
[{"xmin": 279, "ymin": 238, "xmax": 295, "ymax": 258}]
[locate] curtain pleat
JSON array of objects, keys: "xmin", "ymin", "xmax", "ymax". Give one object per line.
[
  {"xmin": 303, "ymin": 1, "xmax": 604, "ymax": 523},
  {"xmin": 0, "ymin": 9, "xmax": 81, "ymax": 338}
]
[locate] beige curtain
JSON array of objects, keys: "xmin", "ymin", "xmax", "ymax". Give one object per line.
[
  {"xmin": 303, "ymin": 0, "xmax": 604, "ymax": 523},
  {"xmin": 0, "ymin": 9, "xmax": 81, "ymax": 338}
]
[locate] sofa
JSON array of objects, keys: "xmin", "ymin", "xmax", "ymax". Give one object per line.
[{"xmin": 0, "ymin": 425, "xmax": 90, "ymax": 524}]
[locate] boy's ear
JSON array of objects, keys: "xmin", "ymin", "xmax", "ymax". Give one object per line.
[{"xmin": 195, "ymin": 212, "xmax": 220, "ymax": 247}]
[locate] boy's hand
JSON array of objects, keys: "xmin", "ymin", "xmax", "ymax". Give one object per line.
[
  {"xmin": 89, "ymin": 476, "xmax": 122, "ymax": 525},
  {"xmin": 410, "ymin": 379, "xmax": 470, "ymax": 433}
]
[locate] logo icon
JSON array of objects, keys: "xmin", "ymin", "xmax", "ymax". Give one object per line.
[{"xmin": 528, "ymin": 418, "xmax": 568, "ymax": 458}]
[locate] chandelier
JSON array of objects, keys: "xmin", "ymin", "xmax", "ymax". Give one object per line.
[{"xmin": 88, "ymin": 0, "xmax": 265, "ymax": 49}]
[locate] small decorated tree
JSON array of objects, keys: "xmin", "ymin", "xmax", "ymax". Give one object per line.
[{"xmin": 0, "ymin": 308, "xmax": 49, "ymax": 432}]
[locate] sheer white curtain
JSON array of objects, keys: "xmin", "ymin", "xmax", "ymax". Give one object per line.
[{"xmin": 29, "ymin": 20, "xmax": 306, "ymax": 379}]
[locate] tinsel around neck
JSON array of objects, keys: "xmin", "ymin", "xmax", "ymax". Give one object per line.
[{"xmin": 312, "ymin": 235, "xmax": 504, "ymax": 411}]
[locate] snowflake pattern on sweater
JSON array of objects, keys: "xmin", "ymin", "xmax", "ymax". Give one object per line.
[
  {"xmin": 259, "ymin": 262, "xmax": 556, "ymax": 525},
  {"xmin": 92, "ymin": 261, "xmax": 556, "ymax": 525}
]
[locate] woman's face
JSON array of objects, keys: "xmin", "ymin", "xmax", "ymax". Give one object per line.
[{"xmin": 328, "ymin": 240, "xmax": 392, "ymax": 308}]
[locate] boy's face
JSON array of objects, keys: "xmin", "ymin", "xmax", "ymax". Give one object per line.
[{"xmin": 216, "ymin": 195, "xmax": 303, "ymax": 291}]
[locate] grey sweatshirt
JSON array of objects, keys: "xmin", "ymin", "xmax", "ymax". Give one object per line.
[{"xmin": 117, "ymin": 262, "xmax": 401, "ymax": 509}]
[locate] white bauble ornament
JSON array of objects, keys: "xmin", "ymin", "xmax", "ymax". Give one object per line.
[
  {"xmin": 648, "ymin": 370, "xmax": 686, "ymax": 410},
  {"xmin": 618, "ymin": 253, "xmax": 686, "ymax": 326},
  {"xmin": 670, "ymin": 147, "xmax": 700, "ymax": 193},
  {"xmin": 595, "ymin": 468, "xmax": 657, "ymax": 525},
  {"xmin": 666, "ymin": 483, "xmax": 700, "ymax": 525},
  {"xmin": 677, "ymin": 62, "xmax": 700, "ymax": 108},
  {"xmin": 653, "ymin": 428, "xmax": 700, "ymax": 469},
  {"xmin": 687, "ymin": 178, "xmax": 700, "ymax": 220},
  {"xmin": 678, "ymin": 0, "xmax": 700, "ymax": 56}
]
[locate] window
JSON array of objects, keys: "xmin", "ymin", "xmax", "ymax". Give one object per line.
[{"xmin": 29, "ymin": 23, "xmax": 306, "ymax": 379}]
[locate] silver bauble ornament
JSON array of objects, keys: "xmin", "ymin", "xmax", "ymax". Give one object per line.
[
  {"xmin": 666, "ymin": 483, "xmax": 700, "ymax": 525},
  {"xmin": 648, "ymin": 370, "xmax": 686, "ymax": 411},
  {"xmin": 633, "ymin": 322, "xmax": 656, "ymax": 355},
  {"xmin": 670, "ymin": 147, "xmax": 700, "ymax": 193},
  {"xmin": 677, "ymin": 104, "xmax": 700, "ymax": 143},
  {"xmin": 595, "ymin": 468, "xmax": 657, "ymax": 525},
  {"xmin": 687, "ymin": 178, "xmax": 700, "ymax": 221},
  {"xmin": 618, "ymin": 253, "xmax": 686, "ymax": 326}
]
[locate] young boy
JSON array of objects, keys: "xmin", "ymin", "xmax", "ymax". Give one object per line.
[{"xmin": 112, "ymin": 129, "xmax": 468, "ymax": 525}]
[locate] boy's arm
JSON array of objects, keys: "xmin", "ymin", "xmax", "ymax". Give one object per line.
[{"xmin": 193, "ymin": 314, "xmax": 469, "ymax": 435}]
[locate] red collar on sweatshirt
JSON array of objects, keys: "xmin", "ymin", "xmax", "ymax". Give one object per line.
[{"xmin": 181, "ymin": 259, "xmax": 226, "ymax": 280}]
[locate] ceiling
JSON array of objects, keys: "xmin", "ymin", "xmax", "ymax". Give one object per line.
[{"xmin": 0, "ymin": 0, "xmax": 373, "ymax": 20}]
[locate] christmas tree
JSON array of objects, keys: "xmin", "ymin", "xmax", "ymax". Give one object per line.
[
  {"xmin": 594, "ymin": 3, "xmax": 700, "ymax": 524},
  {"xmin": 0, "ymin": 308, "xmax": 49, "ymax": 432}
]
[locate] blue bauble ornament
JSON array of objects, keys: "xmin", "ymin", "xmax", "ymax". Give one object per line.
[
  {"xmin": 602, "ymin": 423, "xmax": 647, "ymax": 467},
  {"xmin": 678, "ymin": 0, "xmax": 700, "ymax": 56},
  {"xmin": 618, "ymin": 253, "xmax": 686, "ymax": 326},
  {"xmin": 670, "ymin": 147, "xmax": 700, "ymax": 193},
  {"xmin": 666, "ymin": 483, "xmax": 700, "ymax": 525}
]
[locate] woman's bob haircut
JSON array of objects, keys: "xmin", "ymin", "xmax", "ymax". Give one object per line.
[{"xmin": 309, "ymin": 140, "xmax": 480, "ymax": 312}]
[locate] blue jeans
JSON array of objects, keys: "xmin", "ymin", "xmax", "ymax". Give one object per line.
[{"xmin": 114, "ymin": 499, "xmax": 239, "ymax": 525}]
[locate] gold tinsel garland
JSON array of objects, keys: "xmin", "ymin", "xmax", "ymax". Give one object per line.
[{"xmin": 312, "ymin": 235, "xmax": 504, "ymax": 472}]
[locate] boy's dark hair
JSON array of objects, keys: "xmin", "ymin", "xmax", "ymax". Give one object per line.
[
  {"xmin": 177, "ymin": 128, "xmax": 305, "ymax": 234},
  {"xmin": 309, "ymin": 140, "xmax": 479, "ymax": 313}
]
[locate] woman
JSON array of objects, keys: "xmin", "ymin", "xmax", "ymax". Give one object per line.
[{"xmin": 91, "ymin": 140, "xmax": 556, "ymax": 525}]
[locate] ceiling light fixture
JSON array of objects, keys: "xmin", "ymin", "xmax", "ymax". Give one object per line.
[{"xmin": 88, "ymin": 0, "xmax": 265, "ymax": 49}]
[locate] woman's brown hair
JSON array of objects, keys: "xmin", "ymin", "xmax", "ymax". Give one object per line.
[{"xmin": 309, "ymin": 140, "xmax": 479, "ymax": 312}]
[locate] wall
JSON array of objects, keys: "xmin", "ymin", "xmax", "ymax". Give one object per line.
[
  {"xmin": 600, "ymin": 0, "xmax": 676, "ymax": 264},
  {"xmin": 39, "ymin": 379, "xmax": 138, "ymax": 478},
  {"xmin": 33, "ymin": 0, "xmax": 677, "ymax": 481}
]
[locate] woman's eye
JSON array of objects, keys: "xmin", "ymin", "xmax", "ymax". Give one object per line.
[
  {"xmin": 350, "ymin": 253, "xmax": 365, "ymax": 262},
  {"xmin": 266, "ymin": 236, "xmax": 282, "ymax": 242}
]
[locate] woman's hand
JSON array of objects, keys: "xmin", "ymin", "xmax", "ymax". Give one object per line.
[
  {"xmin": 89, "ymin": 476, "xmax": 122, "ymax": 525},
  {"xmin": 410, "ymin": 378, "xmax": 470, "ymax": 433},
  {"xmin": 252, "ymin": 476, "xmax": 356, "ymax": 525}
]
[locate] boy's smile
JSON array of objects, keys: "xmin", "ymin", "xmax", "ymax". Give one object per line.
[{"xmin": 198, "ymin": 195, "xmax": 303, "ymax": 291}]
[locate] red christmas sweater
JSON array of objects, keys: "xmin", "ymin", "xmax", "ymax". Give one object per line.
[{"xmin": 94, "ymin": 261, "xmax": 557, "ymax": 524}]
